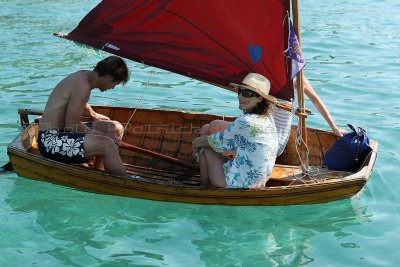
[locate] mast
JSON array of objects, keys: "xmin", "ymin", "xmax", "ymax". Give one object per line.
[{"xmin": 292, "ymin": 0, "xmax": 309, "ymax": 171}]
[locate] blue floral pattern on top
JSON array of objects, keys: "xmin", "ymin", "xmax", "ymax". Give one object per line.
[{"xmin": 208, "ymin": 114, "xmax": 278, "ymax": 188}]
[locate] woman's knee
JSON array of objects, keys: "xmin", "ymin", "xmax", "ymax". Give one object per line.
[
  {"xmin": 209, "ymin": 120, "xmax": 230, "ymax": 134},
  {"xmin": 199, "ymin": 124, "xmax": 210, "ymax": 136}
]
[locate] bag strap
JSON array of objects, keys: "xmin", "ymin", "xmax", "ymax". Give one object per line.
[
  {"xmin": 347, "ymin": 124, "xmax": 361, "ymax": 162},
  {"xmin": 347, "ymin": 123, "xmax": 370, "ymax": 162},
  {"xmin": 355, "ymin": 134, "xmax": 360, "ymax": 162},
  {"xmin": 357, "ymin": 127, "xmax": 366, "ymax": 137},
  {"xmin": 347, "ymin": 124, "xmax": 357, "ymax": 133}
]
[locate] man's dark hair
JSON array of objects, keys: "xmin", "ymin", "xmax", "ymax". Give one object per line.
[
  {"xmin": 94, "ymin": 56, "xmax": 130, "ymax": 85},
  {"xmin": 246, "ymin": 99, "xmax": 272, "ymax": 116}
]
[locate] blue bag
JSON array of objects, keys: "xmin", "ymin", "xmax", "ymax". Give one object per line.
[{"xmin": 323, "ymin": 124, "xmax": 372, "ymax": 172}]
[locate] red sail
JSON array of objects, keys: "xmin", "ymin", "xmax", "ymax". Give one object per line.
[{"xmin": 66, "ymin": 0, "xmax": 293, "ymax": 100}]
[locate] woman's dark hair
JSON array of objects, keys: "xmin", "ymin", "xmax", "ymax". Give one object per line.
[
  {"xmin": 245, "ymin": 99, "xmax": 273, "ymax": 116},
  {"xmin": 94, "ymin": 56, "xmax": 130, "ymax": 85}
]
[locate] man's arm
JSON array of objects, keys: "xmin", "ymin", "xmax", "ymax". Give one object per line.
[
  {"xmin": 83, "ymin": 103, "xmax": 110, "ymax": 121},
  {"xmin": 65, "ymin": 89, "xmax": 117, "ymax": 141},
  {"xmin": 303, "ymin": 77, "xmax": 347, "ymax": 137},
  {"xmin": 65, "ymin": 90, "xmax": 93, "ymax": 133}
]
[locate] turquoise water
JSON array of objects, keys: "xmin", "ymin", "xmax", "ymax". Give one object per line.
[{"xmin": 1, "ymin": 0, "xmax": 399, "ymax": 266}]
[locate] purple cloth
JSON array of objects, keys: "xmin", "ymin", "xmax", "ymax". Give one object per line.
[{"xmin": 284, "ymin": 20, "xmax": 306, "ymax": 79}]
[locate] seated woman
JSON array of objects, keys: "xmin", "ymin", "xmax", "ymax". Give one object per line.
[
  {"xmin": 201, "ymin": 74, "xmax": 347, "ymax": 157},
  {"xmin": 192, "ymin": 73, "xmax": 278, "ymax": 188}
]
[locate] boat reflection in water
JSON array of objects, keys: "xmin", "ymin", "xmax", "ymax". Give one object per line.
[{"xmin": 6, "ymin": 177, "xmax": 372, "ymax": 266}]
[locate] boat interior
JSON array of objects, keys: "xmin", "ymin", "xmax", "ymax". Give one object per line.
[{"xmin": 16, "ymin": 106, "xmax": 375, "ymax": 188}]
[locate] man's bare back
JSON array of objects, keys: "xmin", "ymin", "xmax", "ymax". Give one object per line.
[{"xmin": 39, "ymin": 71, "xmax": 91, "ymax": 132}]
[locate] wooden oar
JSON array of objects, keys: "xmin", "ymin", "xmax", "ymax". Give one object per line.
[
  {"xmin": 118, "ymin": 141, "xmax": 199, "ymax": 170},
  {"xmin": 16, "ymin": 108, "xmax": 200, "ymax": 171}
]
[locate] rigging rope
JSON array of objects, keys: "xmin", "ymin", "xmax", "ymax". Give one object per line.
[
  {"xmin": 288, "ymin": 100, "xmax": 372, "ymax": 184},
  {"xmin": 289, "ymin": 98, "xmax": 323, "ymax": 182},
  {"xmin": 122, "ymin": 65, "xmax": 155, "ymax": 135}
]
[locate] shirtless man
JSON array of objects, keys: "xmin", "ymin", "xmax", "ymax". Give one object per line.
[{"xmin": 38, "ymin": 56, "xmax": 129, "ymax": 176}]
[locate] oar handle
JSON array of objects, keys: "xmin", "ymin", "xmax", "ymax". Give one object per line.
[
  {"xmin": 118, "ymin": 141, "xmax": 199, "ymax": 170},
  {"xmin": 275, "ymin": 102, "xmax": 311, "ymax": 118}
]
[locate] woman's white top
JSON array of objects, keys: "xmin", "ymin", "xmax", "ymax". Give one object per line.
[{"xmin": 208, "ymin": 113, "xmax": 278, "ymax": 188}]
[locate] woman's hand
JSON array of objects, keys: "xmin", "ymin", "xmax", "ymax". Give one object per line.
[
  {"xmin": 333, "ymin": 127, "xmax": 347, "ymax": 137},
  {"xmin": 192, "ymin": 136, "xmax": 202, "ymax": 157},
  {"xmin": 192, "ymin": 136, "xmax": 210, "ymax": 155},
  {"xmin": 192, "ymin": 136, "xmax": 206, "ymax": 149}
]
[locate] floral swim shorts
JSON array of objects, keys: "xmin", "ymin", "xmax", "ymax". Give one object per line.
[{"xmin": 38, "ymin": 130, "xmax": 86, "ymax": 163}]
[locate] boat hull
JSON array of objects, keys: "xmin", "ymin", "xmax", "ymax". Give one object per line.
[{"xmin": 7, "ymin": 106, "xmax": 378, "ymax": 206}]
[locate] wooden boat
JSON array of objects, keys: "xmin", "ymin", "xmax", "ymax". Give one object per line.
[
  {"xmin": 7, "ymin": 107, "xmax": 378, "ymax": 205},
  {"xmin": 6, "ymin": 0, "xmax": 378, "ymax": 205}
]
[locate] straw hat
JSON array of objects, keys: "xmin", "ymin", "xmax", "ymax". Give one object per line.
[{"xmin": 230, "ymin": 73, "xmax": 276, "ymax": 103}]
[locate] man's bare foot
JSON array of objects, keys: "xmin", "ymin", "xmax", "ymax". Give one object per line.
[{"xmin": 80, "ymin": 163, "xmax": 91, "ymax": 168}]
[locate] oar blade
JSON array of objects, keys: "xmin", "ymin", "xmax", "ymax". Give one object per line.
[{"xmin": 0, "ymin": 162, "xmax": 13, "ymax": 173}]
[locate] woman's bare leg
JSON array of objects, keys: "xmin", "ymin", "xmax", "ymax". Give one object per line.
[
  {"xmin": 199, "ymin": 120, "xmax": 231, "ymax": 136},
  {"xmin": 198, "ymin": 152, "xmax": 210, "ymax": 187},
  {"xmin": 197, "ymin": 120, "xmax": 232, "ymax": 187},
  {"xmin": 202, "ymin": 148, "xmax": 227, "ymax": 188},
  {"xmin": 208, "ymin": 120, "xmax": 231, "ymax": 134},
  {"xmin": 199, "ymin": 124, "xmax": 210, "ymax": 136}
]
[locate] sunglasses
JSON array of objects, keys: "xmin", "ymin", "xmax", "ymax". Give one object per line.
[{"xmin": 238, "ymin": 88, "xmax": 259, "ymax": 98}]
